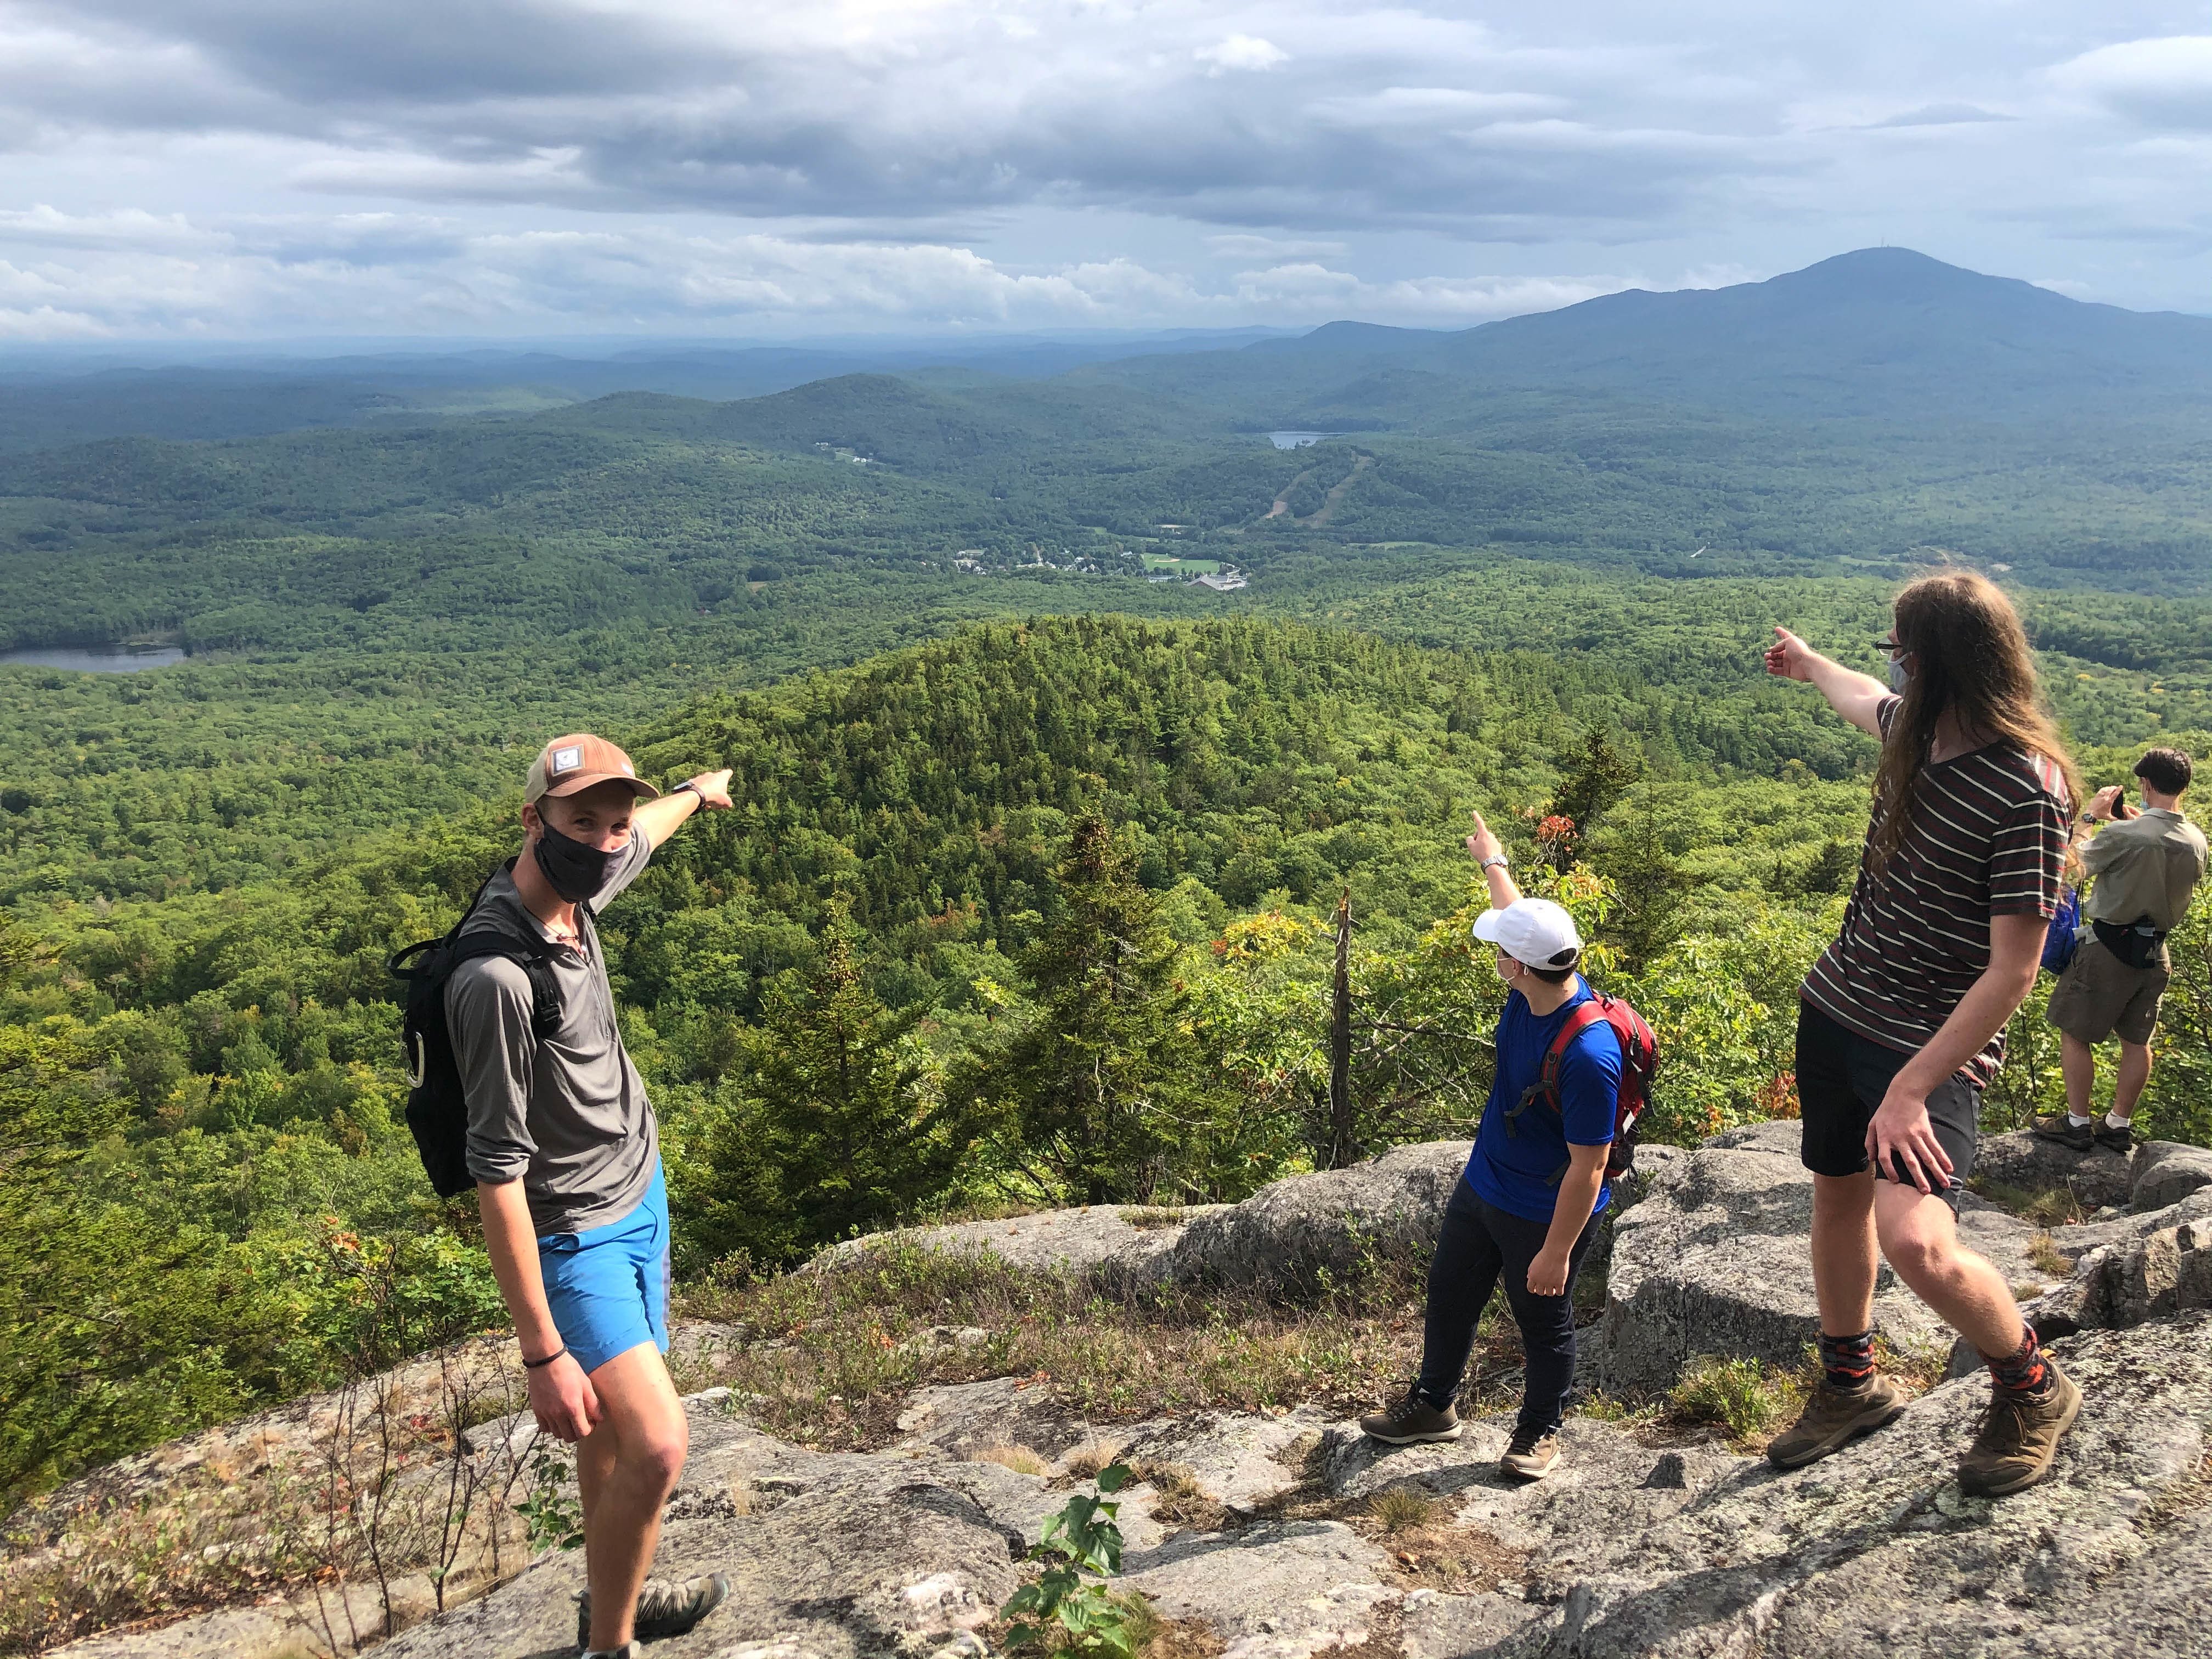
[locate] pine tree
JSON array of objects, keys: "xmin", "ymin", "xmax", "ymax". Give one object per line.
[
  {"xmin": 690, "ymin": 899, "xmax": 958, "ymax": 1267},
  {"xmin": 959, "ymin": 819, "xmax": 1198, "ymax": 1204},
  {"xmin": 1545, "ymin": 728, "xmax": 1637, "ymax": 867}
]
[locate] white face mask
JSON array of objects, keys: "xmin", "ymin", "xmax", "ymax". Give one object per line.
[{"xmin": 1886, "ymin": 652, "xmax": 1911, "ymax": 693}]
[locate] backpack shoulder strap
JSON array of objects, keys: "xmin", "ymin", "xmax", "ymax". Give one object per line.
[
  {"xmin": 1509, "ymin": 996, "xmax": 1612, "ymax": 1133},
  {"xmin": 1538, "ymin": 999, "xmax": 1612, "ymax": 1104},
  {"xmin": 444, "ymin": 932, "xmax": 566, "ymax": 1041}
]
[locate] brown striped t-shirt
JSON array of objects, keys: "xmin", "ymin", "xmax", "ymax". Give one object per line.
[{"xmin": 1801, "ymin": 696, "xmax": 2071, "ymax": 1086}]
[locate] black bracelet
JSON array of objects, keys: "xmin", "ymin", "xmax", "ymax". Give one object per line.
[{"xmin": 522, "ymin": 1345, "xmax": 567, "ymax": 1369}]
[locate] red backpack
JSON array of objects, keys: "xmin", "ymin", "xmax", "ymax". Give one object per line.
[{"xmin": 1507, "ymin": 991, "xmax": 1658, "ymax": 1184}]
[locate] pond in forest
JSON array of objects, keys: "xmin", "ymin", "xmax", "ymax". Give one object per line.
[{"xmin": 0, "ymin": 645, "xmax": 187, "ymax": 673}]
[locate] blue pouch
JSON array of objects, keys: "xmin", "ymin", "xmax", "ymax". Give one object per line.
[{"xmin": 2040, "ymin": 887, "xmax": 2083, "ymax": 977}]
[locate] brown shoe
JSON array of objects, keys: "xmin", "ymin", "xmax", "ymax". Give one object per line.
[
  {"xmin": 1959, "ymin": 1362, "xmax": 2083, "ymax": 1498},
  {"xmin": 1360, "ymin": 1388, "xmax": 1462, "ymax": 1444},
  {"xmin": 1766, "ymin": 1374, "xmax": 1908, "ymax": 1470},
  {"xmin": 1499, "ymin": 1425, "xmax": 1560, "ymax": 1482}
]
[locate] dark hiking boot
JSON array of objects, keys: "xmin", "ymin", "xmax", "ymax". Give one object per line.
[
  {"xmin": 1359, "ymin": 1388, "xmax": 1462, "ymax": 1445},
  {"xmin": 1499, "ymin": 1425, "xmax": 1560, "ymax": 1482},
  {"xmin": 1959, "ymin": 1363, "xmax": 2083, "ymax": 1498},
  {"xmin": 1767, "ymin": 1375, "xmax": 1908, "ymax": 1470},
  {"xmin": 2030, "ymin": 1114, "xmax": 2093, "ymax": 1152},
  {"xmin": 2094, "ymin": 1120, "xmax": 2136, "ymax": 1155},
  {"xmin": 577, "ymin": 1574, "xmax": 729, "ymax": 1649}
]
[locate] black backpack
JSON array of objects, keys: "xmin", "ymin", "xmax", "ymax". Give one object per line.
[{"xmin": 389, "ymin": 861, "xmax": 573, "ymax": 1198}]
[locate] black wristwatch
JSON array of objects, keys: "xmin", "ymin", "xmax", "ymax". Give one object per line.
[{"xmin": 670, "ymin": 780, "xmax": 703, "ymax": 805}]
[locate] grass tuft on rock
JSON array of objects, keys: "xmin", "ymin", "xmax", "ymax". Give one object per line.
[
  {"xmin": 1063, "ymin": 1438, "xmax": 1125, "ymax": 1480},
  {"xmin": 2027, "ymin": 1231, "xmax": 2076, "ymax": 1278},
  {"xmin": 1666, "ymin": 1355, "xmax": 1805, "ymax": 1448},
  {"xmin": 676, "ymin": 1239, "xmax": 1438, "ymax": 1453},
  {"xmin": 1971, "ymin": 1178, "xmax": 2088, "ymax": 1227},
  {"xmin": 1367, "ymin": 1487, "xmax": 1436, "ymax": 1534},
  {"xmin": 973, "ymin": 1443, "xmax": 1051, "ymax": 1477}
]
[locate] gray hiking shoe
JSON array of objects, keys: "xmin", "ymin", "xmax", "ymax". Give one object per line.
[
  {"xmin": 1959, "ymin": 1362, "xmax": 2083, "ymax": 1498},
  {"xmin": 1359, "ymin": 1388, "xmax": 1462, "ymax": 1445},
  {"xmin": 1499, "ymin": 1425, "xmax": 1560, "ymax": 1482},
  {"xmin": 577, "ymin": 1573, "xmax": 730, "ymax": 1649},
  {"xmin": 1767, "ymin": 1375, "xmax": 1908, "ymax": 1470}
]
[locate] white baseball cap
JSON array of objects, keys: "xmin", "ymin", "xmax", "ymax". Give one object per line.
[{"xmin": 1472, "ymin": 898, "xmax": 1583, "ymax": 969}]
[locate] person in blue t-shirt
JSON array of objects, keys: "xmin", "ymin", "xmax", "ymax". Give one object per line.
[{"xmin": 1359, "ymin": 811, "xmax": 1621, "ymax": 1482}]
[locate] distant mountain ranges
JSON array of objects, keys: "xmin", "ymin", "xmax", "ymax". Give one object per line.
[
  {"xmin": 6, "ymin": 249, "xmax": 2212, "ymax": 611},
  {"xmin": 8, "ymin": 249, "xmax": 2211, "ymax": 458}
]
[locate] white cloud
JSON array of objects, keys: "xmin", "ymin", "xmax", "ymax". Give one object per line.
[
  {"xmin": 1194, "ymin": 34, "xmax": 1288, "ymax": 75},
  {"xmin": 0, "ymin": 201, "xmax": 1726, "ymax": 336},
  {"xmin": 2051, "ymin": 36, "xmax": 2212, "ymax": 131},
  {"xmin": 1229, "ymin": 261, "xmax": 1634, "ymax": 322}
]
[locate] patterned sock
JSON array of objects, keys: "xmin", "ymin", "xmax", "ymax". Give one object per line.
[
  {"xmin": 1818, "ymin": 1329, "xmax": 1876, "ymax": 1393},
  {"xmin": 1984, "ymin": 1324, "xmax": 2051, "ymax": 1397}
]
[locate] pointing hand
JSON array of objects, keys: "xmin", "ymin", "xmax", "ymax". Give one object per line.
[
  {"xmin": 1765, "ymin": 627, "xmax": 1815, "ymax": 682},
  {"xmin": 1466, "ymin": 810, "xmax": 1504, "ymax": 866}
]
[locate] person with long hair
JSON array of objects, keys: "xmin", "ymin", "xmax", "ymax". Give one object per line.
[{"xmin": 1762, "ymin": 572, "xmax": 2083, "ymax": 1497}]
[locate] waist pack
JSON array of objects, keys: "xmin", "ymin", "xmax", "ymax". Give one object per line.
[
  {"xmin": 2040, "ymin": 887, "xmax": 2083, "ymax": 977},
  {"xmin": 388, "ymin": 861, "xmax": 577, "ymax": 1198},
  {"xmin": 2092, "ymin": 915, "xmax": 2169, "ymax": 972},
  {"xmin": 1504, "ymin": 991, "xmax": 1659, "ymax": 1185}
]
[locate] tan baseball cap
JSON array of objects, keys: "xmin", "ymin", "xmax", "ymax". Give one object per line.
[{"xmin": 524, "ymin": 733, "xmax": 660, "ymax": 804}]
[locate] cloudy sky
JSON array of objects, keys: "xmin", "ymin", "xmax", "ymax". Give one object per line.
[{"xmin": 2, "ymin": 1, "xmax": 2210, "ymax": 342}]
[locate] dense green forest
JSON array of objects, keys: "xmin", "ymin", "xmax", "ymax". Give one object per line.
[
  {"xmin": 8, "ymin": 249, "xmax": 2212, "ymax": 1509},
  {"xmin": 4, "ymin": 605, "xmax": 2210, "ymax": 1506}
]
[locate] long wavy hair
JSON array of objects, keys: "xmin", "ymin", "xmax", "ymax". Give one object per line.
[{"xmin": 1870, "ymin": 572, "xmax": 2080, "ymax": 874}]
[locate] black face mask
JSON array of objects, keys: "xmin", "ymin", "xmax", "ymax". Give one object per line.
[{"xmin": 533, "ymin": 820, "xmax": 619, "ymax": 902}]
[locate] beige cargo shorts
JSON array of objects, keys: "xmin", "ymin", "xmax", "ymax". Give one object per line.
[{"xmin": 2047, "ymin": 935, "xmax": 2169, "ymax": 1046}]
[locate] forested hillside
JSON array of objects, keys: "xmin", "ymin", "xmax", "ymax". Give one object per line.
[{"xmin": 5, "ymin": 611, "xmax": 2210, "ymax": 1508}]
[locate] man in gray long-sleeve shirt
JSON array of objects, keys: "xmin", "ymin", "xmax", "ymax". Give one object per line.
[
  {"xmin": 2038, "ymin": 746, "xmax": 2208, "ymax": 1153},
  {"xmin": 449, "ymin": 732, "xmax": 733, "ymax": 1659}
]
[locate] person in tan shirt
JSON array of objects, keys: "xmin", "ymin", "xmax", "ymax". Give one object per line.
[{"xmin": 2037, "ymin": 747, "xmax": 2208, "ymax": 1153}]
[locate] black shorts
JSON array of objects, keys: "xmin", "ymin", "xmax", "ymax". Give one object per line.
[{"xmin": 1796, "ymin": 1000, "xmax": 1978, "ymax": 1210}]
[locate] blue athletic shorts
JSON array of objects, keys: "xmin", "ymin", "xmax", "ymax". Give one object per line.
[{"xmin": 537, "ymin": 1163, "xmax": 671, "ymax": 1375}]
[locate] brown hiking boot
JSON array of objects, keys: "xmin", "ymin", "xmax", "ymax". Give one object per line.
[
  {"xmin": 2030, "ymin": 1114, "xmax": 2094, "ymax": 1152},
  {"xmin": 1499, "ymin": 1425, "xmax": 1560, "ymax": 1482},
  {"xmin": 1959, "ymin": 1362, "xmax": 2083, "ymax": 1498},
  {"xmin": 1767, "ymin": 1374, "xmax": 1908, "ymax": 1470},
  {"xmin": 1359, "ymin": 1388, "xmax": 1462, "ymax": 1444}
]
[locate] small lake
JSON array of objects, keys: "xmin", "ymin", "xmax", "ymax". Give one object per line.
[
  {"xmin": 1265, "ymin": 431, "xmax": 1343, "ymax": 449},
  {"xmin": 0, "ymin": 645, "xmax": 187, "ymax": 674}
]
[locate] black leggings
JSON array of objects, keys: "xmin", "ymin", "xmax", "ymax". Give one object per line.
[{"xmin": 1415, "ymin": 1180, "xmax": 1602, "ymax": 1435}]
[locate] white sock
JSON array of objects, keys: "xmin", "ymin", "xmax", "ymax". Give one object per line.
[
  {"xmin": 2067, "ymin": 1113, "xmax": 2094, "ymax": 1128},
  {"xmin": 2107, "ymin": 1111, "xmax": 2131, "ymax": 1131}
]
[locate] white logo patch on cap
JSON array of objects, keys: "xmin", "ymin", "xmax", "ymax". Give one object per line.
[{"xmin": 552, "ymin": 744, "xmax": 583, "ymax": 774}]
